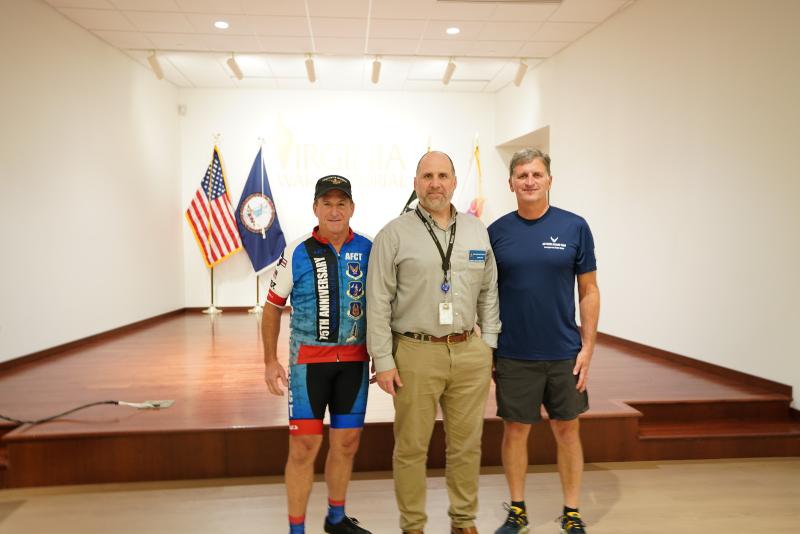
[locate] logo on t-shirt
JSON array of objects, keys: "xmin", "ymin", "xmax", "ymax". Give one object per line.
[{"xmin": 542, "ymin": 236, "xmax": 567, "ymax": 250}]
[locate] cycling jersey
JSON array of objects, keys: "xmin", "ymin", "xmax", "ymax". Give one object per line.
[{"xmin": 266, "ymin": 227, "xmax": 372, "ymax": 434}]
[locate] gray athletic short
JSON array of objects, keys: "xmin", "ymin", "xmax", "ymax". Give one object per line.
[{"xmin": 495, "ymin": 357, "xmax": 589, "ymax": 423}]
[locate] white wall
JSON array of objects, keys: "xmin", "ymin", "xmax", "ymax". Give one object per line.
[
  {"xmin": 0, "ymin": 0, "xmax": 183, "ymax": 362},
  {"xmin": 6, "ymin": 0, "xmax": 795, "ymax": 402},
  {"xmin": 495, "ymin": 0, "xmax": 800, "ymax": 399},
  {"xmin": 179, "ymin": 89, "xmax": 509, "ymax": 307}
]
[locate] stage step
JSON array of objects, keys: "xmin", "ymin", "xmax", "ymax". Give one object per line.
[
  {"xmin": 632, "ymin": 397, "xmax": 799, "ymax": 439},
  {"xmin": 629, "ymin": 397, "xmax": 792, "ymax": 424},
  {"xmin": 0, "ymin": 445, "xmax": 8, "ymax": 489},
  {"xmin": 629, "ymin": 398, "xmax": 800, "ymax": 459},
  {"xmin": 638, "ymin": 419, "xmax": 800, "ymax": 440}
]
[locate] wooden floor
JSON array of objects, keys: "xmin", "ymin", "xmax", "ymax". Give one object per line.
[
  {"xmin": 0, "ymin": 311, "xmax": 798, "ymax": 487},
  {"xmin": 1, "ymin": 458, "xmax": 799, "ymax": 533}
]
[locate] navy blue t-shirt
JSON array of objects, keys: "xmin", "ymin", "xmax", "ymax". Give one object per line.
[{"xmin": 488, "ymin": 207, "xmax": 596, "ymax": 361}]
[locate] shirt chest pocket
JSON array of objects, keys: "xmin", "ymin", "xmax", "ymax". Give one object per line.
[
  {"xmin": 463, "ymin": 249, "xmax": 487, "ymax": 288},
  {"xmin": 466, "ymin": 249, "xmax": 487, "ymax": 269}
]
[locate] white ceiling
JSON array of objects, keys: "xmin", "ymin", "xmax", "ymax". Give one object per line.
[{"xmin": 44, "ymin": 0, "xmax": 634, "ymax": 92}]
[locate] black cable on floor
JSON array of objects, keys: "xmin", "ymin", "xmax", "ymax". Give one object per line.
[{"xmin": 0, "ymin": 400, "xmax": 119, "ymax": 425}]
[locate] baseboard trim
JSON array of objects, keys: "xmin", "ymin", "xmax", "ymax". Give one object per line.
[
  {"xmin": 0, "ymin": 308, "xmax": 185, "ymax": 372},
  {"xmin": 597, "ymin": 332, "xmax": 792, "ymax": 397},
  {"xmin": 183, "ymin": 306, "xmax": 291, "ymax": 313},
  {"xmin": 184, "ymin": 306, "xmax": 253, "ymax": 312}
]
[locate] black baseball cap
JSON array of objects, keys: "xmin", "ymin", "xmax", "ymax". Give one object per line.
[{"xmin": 314, "ymin": 174, "xmax": 352, "ymax": 199}]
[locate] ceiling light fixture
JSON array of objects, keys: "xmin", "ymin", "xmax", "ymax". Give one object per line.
[
  {"xmin": 443, "ymin": 58, "xmax": 456, "ymax": 85},
  {"xmin": 214, "ymin": 20, "xmax": 229, "ymax": 29},
  {"xmin": 305, "ymin": 54, "xmax": 316, "ymax": 83},
  {"xmin": 227, "ymin": 53, "xmax": 243, "ymax": 80},
  {"xmin": 147, "ymin": 51, "xmax": 164, "ymax": 80},
  {"xmin": 446, "ymin": 27, "xmax": 460, "ymax": 35},
  {"xmin": 371, "ymin": 56, "xmax": 381, "ymax": 84},
  {"xmin": 513, "ymin": 59, "xmax": 528, "ymax": 86}
]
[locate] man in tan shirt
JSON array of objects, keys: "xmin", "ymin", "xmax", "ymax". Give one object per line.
[{"xmin": 366, "ymin": 151, "xmax": 501, "ymax": 534}]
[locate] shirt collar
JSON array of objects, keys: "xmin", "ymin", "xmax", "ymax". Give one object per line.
[
  {"xmin": 416, "ymin": 203, "xmax": 456, "ymax": 229},
  {"xmin": 312, "ymin": 226, "xmax": 355, "ymax": 245}
]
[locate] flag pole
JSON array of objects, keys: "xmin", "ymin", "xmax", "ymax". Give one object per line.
[
  {"xmin": 202, "ymin": 133, "xmax": 223, "ymax": 315},
  {"xmin": 203, "ymin": 266, "xmax": 222, "ymax": 314},
  {"xmin": 249, "ymin": 274, "xmax": 263, "ymax": 314},
  {"xmin": 248, "ymin": 136, "xmax": 266, "ymax": 315}
]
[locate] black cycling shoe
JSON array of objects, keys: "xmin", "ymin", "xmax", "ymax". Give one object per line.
[{"xmin": 324, "ymin": 515, "xmax": 372, "ymax": 534}]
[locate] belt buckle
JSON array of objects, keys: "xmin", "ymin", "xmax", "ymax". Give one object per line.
[{"xmin": 446, "ymin": 333, "xmax": 457, "ymax": 344}]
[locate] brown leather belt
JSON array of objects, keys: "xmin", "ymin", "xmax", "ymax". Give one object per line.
[{"xmin": 400, "ymin": 330, "xmax": 473, "ymax": 344}]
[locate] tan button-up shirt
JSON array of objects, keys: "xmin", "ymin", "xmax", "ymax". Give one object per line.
[{"xmin": 366, "ymin": 204, "xmax": 501, "ymax": 372}]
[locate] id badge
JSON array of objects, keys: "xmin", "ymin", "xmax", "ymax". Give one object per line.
[{"xmin": 439, "ymin": 302, "xmax": 454, "ymax": 325}]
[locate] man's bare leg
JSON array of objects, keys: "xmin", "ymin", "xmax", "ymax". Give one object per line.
[
  {"xmin": 325, "ymin": 428, "xmax": 362, "ymax": 502},
  {"xmin": 550, "ymin": 418, "xmax": 583, "ymax": 508},
  {"xmin": 501, "ymin": 421, "xmax": 532, "ymax": 501},
  {"xmin": 286, "ymin": 434, "xmax": 323, "ymax": 518}
]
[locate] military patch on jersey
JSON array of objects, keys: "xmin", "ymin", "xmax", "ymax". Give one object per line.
[
  {"xmin": 346, "ymin": 321, "xmax": 360, "ymax": 342},
  {"xmin": 347, "ymin": 301, "xmax": 363, "ymax": 319},
  {"xmin": 347, "ymin": 261, "xmax": 363, "ymax": 279},
  {"xmin": 347, "ymin": 281, "xmax": 364, "ymax": 299}
]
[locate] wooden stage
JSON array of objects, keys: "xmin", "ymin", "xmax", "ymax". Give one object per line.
[{"xmin": 1, "ymin": 310, "xmax": 798, "ymax": 488}]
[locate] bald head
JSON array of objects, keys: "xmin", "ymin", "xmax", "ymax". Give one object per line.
[
  {"xmin": 413, "ymin": 150, "xmax": 457, "ymax": 217},
  {"xmin": 416, "ymin": 150, "xmax": 456, "ymax": 177}
]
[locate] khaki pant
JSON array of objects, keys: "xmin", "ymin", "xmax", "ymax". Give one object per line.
[{"xmin": 392, "ymin": 333, "xmax": 493, "ymax": 531}]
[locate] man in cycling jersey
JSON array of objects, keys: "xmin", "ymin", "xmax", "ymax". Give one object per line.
[{"xmin": 262, "ymin": 175, "xmax": 373, "ymax": 534}]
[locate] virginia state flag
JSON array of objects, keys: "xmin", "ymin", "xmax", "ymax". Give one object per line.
[{"xmin": 235, "ymin": 147, "xmax": 286, "ymax": 274}]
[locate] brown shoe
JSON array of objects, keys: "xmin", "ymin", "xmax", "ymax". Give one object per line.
[{"xmin": 451, "ymin": 527, "xmax": 478, "ymax": 534}]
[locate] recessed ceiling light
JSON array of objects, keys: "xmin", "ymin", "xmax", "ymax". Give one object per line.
[
  {"xmin": 446, "ymin": 27, "xmax": 460, "ymax": 35},
  {"xmin": 214, "ymin": 20, "xmax": 229, "ymax": 30}
]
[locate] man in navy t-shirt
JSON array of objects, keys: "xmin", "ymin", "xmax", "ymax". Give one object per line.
[{"xmin": 488, "ymin": 149, "xmax": 600, "ymax": 534}]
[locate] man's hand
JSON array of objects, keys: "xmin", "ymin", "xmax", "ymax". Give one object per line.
[
  {"xmin": 376, "ymin": 368, "xmax": 404, "ymax": 397},
  {"xmin": 264, "ymin": 360, "xmax": 289, "ymax": 396},
  {"xmin": 573, "ymin": 348, "xmax": 593, "ymax": 392}
]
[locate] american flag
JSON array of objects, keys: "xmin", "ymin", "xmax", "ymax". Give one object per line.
[{"xmin": 185, "ymin": 146, "xmax": 242, "ymax": 266}]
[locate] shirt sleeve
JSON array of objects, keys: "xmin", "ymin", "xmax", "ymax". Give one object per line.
[
  {"xmin": 575, "ymin": 219, "xmax": 597, "ymax": 275},
  {"xmin": 474, "ymin": 231, "xmax": 501, "ymax": 347},
  {"xmin": 265, "ymin": 248, "xmax": 293, "ymax": 308},
  {"xmin": 476, "ymin": 226, "xmax": 501, "ymax": 343},
  {"xmin": 366, "ymin": 226, "xmax": 399, "ymax": 372}
]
